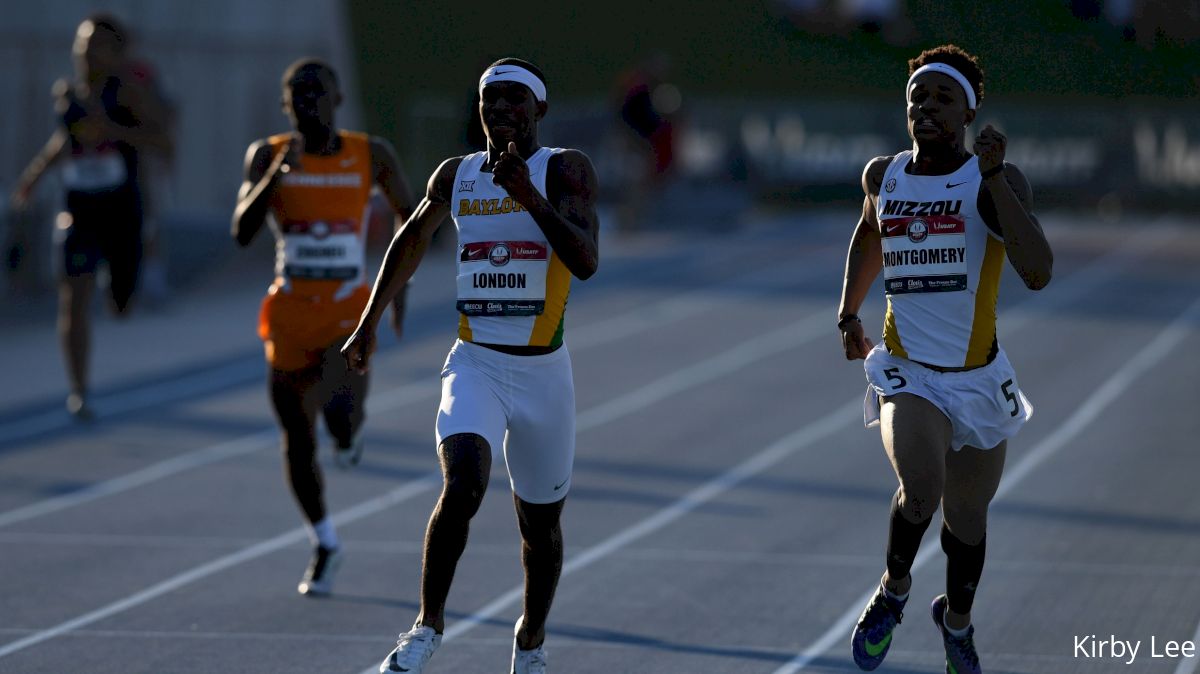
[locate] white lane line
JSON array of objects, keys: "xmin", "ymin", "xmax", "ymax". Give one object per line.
[
  {"xmin": 771, "ymin": 293, "xmax": 1200, "ymax": 674},
  {"xmin": 0, "ymin": 304, "xmax": 838, "ymax": 660},
  {"xmin": 0, "ymin": 258, "xmax": 812, "ymax": 531}
]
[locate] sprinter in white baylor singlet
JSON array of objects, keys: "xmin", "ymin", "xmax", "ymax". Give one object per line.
[
  {"xmin": 341, "ymin": 57, "xmax": 599, "ymax": 674},
  {"xmin": 838, "ymin": 45, "xmax": 1053, "ymax": 674}
]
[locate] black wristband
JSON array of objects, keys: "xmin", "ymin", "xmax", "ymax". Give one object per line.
[
  {"xmin": 980, "ymin": 163, "xmax": 1005, "ymax": 180},
  {"xmin": 837, "ymin": 314, "xmax": 860, "ymax": 330}
]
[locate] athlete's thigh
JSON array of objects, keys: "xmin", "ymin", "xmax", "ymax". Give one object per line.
[
  {"xmin": 438, "ymin": 432, "xmax": 493, "ymax": 490},
  {"xmin": 504, "ymin": 356, "xmax": 575, "ymax": 505},
  {"xmin": 269, "ymin": 365, "xmax": 323, "ymax": 432},
  {"xmin": 436, "ymin": 352, "xmax": 507, "ymax": 463},
  {"xmin": 880, "ymin": 392, "xmax": 953, "ymax": 498}
]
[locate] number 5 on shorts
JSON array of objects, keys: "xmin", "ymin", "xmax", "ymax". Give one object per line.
[
  {"xmin": 1000, "ymin": 378, "xmax": 1020, "ymax": 417},
  {"xmin": 884, "ymin": 367, "xmax": 907, "ymax": 391}
]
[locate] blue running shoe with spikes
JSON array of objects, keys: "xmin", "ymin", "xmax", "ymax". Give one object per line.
[{"xmin": 851, "ymin": 583, "xmax": 907, "ymax": 670}]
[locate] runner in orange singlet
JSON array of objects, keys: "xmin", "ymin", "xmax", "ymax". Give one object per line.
[{"xmin": 232, "ymin": 59, "xmax": 414, "ymax": 596}]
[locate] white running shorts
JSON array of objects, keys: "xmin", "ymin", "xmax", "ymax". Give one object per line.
[
  {"xmin": 436, "ymin": 339, "xmax": 576, "ymax": 503},
  {"xmin": 862, "ymin": 343, "xmax": 1033, "ymax": 451}
]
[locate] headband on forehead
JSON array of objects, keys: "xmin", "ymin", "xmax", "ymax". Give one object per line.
[
  {"xmin": 479, "ymin": 65, "xmax": 547, "ymax": 103},
  {"xmin": 907, "ymin": 63, "xmax": 976, "ymax": 110}
]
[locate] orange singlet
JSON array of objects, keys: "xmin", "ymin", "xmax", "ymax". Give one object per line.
[{"xmin": 257, "ymin": 131, "xmax": 374, "ymax": 371}]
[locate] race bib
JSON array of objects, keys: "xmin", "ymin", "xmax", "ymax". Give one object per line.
[
  {"xmin": 280, "ymin": 220, "xmax": 364, "ymax": 280},
  {"xmin": 880, "ymin": 214, "xmax": 968, "ymax": 294},
  {"xmin": 456, "ymin": 241, "xmax": 548, "ymax": 316},
  {"xmin": 62, "ymin": 152, "xmax": 127, "ymax": 192}
]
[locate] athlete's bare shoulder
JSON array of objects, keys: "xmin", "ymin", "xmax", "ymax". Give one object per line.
[
  {"xmin": 427, "ymin": 155, "xmax": 468, "ymax": 205},
  {"xmin": 546, "ymin": 148, "xmax": 599, "ymax": 198},
  {"xmin": 862, "ymin": 155, "xmax": 894, "ymax": 197},
  {"xmin": 241, "ymin": 137, "xmax": 277, "ymax": 182}
]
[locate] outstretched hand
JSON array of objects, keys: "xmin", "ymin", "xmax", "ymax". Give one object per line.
[{"xmin": 492, "ymin": 141, "xmax": 535, "ymax": 206}]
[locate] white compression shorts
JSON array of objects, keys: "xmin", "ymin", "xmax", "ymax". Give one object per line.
[
  {"xmin": 436, "ymin": 339, "xmax": 575, "ymax": 503},
  {"xmin": 862, "ymin": 343, "xmax": 1033, "ymax": 451}
]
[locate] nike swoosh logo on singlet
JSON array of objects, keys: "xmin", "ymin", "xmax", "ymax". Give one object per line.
[{"xmin": 946, "ymin": 180, "xmax": 970, "ymax": 188}]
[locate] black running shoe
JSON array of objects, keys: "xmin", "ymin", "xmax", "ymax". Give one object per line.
[{"xmin": 297, "ymin": 545, "xmax": 343, "ymax": 596}]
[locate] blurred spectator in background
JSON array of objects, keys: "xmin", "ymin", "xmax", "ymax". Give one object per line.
[
  {"xmin": 775, "ymin": 0, "xmax": 910, "ymax": 42},
  {"xmin": 614, "ymin": 52, "xmax": 680, "ymax": 232},
  {"xmin": 9, "ymin": 13, "xmax": 172, "ymax": 419}
]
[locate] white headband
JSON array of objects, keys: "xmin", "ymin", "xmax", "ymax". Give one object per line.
[
  {"xmin": 906, "ymin": 63, "xmax": 976, "ymax": 110},
  {"xmin": 479, "ymin": 65, "xmax": 547, "ymax": 103}
]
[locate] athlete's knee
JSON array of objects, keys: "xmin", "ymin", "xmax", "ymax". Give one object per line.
[
  {"xmin": 896, "ymin": 485, "xmax": 940, "ymax": 523},
  {"xmin": 439, "ymin": 463, "xmax": 488, "ymax": 515},
  {"xmin": 438, "ymin": 478, "xmax": 486, "ymax": 521},
  {"xmin": 521, "ymin": 522, "xmax": 562, "ymax": 554}
]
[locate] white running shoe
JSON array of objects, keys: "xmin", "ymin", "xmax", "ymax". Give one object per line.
[
  {"xmin": 379, "ymin": 625, "xmax": 441, "ymax": 673},
  {"xmin": 66, "ymin": 392, "xmax": 94, "ymax": 421},
  {"xmin": 511, "ymin": 637, "xmax": 547, "ymax": 674},
  {"xmin": 335, "ymin": 429, "xmax": 365, "ymax": 469}
]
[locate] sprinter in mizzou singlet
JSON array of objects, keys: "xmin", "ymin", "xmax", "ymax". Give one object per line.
[
  {"xmin": 836, "ymin": 45, "xmax": 1053, "ymax": 674},
  {"xmin": 232, "ymin": 59, "xmax": 413, "ymax": 598}
]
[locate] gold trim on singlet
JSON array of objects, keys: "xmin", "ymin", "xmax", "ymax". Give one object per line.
[
  {"xmin": 528, "ymin": 252, "xmax": 571, "ymax": 346},
  {"xmin": 883, "ymin": 297, "xmax": 908, "ymax": 359},
  {"xmin": 965, "ymin": 235, "xmax": 1005, "ymax": 367}
]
